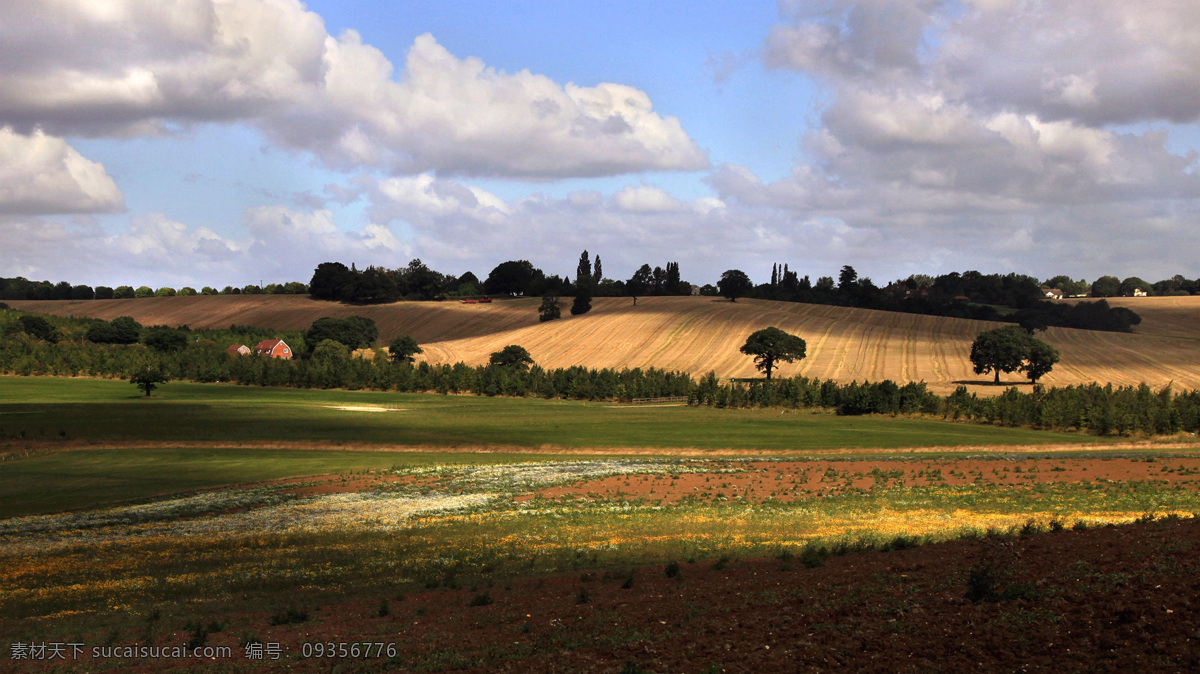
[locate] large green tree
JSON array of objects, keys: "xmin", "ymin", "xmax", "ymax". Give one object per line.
[
  {"xmin": 838, "ymin": 265, "xmax": 858, "ymax": 292},
  {"xmin": 142, "ymin": 326, "xmax": 188, "ymax": 352},
  {"xmin": 570, "ymin": 291, "xmax": 592, "ymax": 316},
  {"xmin": 387, "ymin": 335, "xmax": 423, "ymax": 363},
  {"xmin": 110, "ymin": 316, "xmax": 142, "ymax": 344},
  {"xmin": 538, "ymin": 295, "xmax": 563, "ymax": 322},
  {"xmin": 969, "ymin": 326, "xmax": 1030, "ymax": 384},
  {"xmin": 1119, "ymin": 276, "xmax": 1151, "ymax": 297},
  {"xmin": 626, "ymin": 264, "xmax": 652, "ymax": 298},
  {"xmin": 970, "ymin": 326, "xmax": 1059, "ymax": 384},
  {"xmin": 309, "ymin": 261, "xmax": 356, "ymax": 300},
  {"xmin": 739, "ymin": 327, "xmax": 807, "ymax": 380},
  {"xmin": 485, "ymin": 260, "xmax": 543, "ymax": 296},
  {"xmin": 304, "ymin": 316, "xmax": 378, "ymax": 350},
  {"xmin": 489, "ymin": 345, "xmax": 534, "ymax": 369},
  {"xmin": 1090, "ymin": 275, "xmax": 1121, "ymax": 297},
  {"xmin": 18, "ymin": 315, "xmax": 58, "ymax": 343},
  {"xmin": 718, "ymin": 269, "xmax": 753, "ymax": 302}
]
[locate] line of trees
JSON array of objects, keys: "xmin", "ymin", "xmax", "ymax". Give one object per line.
[
  {"xmin": 731, "ymin": 265, "xmax": 1143, "ymax": 332},
  {"xmin": 307, "ymin": 253, "xmax": 697, "ymax": 305},
  {"xmin": 0, "ymin": 276, "xmax": 307, "ymax": 301}
]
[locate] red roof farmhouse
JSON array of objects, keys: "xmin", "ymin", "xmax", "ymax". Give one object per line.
[
  {"xmin": 226, "ymin": 344, "xmax": 251, "ymax": 356},
  {"xmin": 253, "ymin": 339, "xmax": 293, "ymax": 359}
]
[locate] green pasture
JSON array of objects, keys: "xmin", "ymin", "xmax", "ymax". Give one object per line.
[
  {"xmin": 0, "ymin": 448, "xmax": 546, "ymax": 519},
  {"xmin": 1, "ymin": 376, "xmax": 1110, "ymax": 451},
  {"xmin": 0, "ymin": 375, "xmax": 1129, "ymax": 518}
]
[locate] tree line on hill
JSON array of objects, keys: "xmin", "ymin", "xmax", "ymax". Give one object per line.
[
  {"xmin": 308, "ymin": 257, "xmax": 1157, "ymax": 333},
  {"xmin": 307, "ymin": 252, "xmax": 693, "ymax": 304},
  {"xmin": 0, "ymin": 276, "xmax": 308, "ymax": 301},
  {"xmin": 9, "ymin": 255, "xmax": 1191, "ymax": 335},
  {"xmin": 1, "ymin": 305, "xmax": 1198, "ymax": 438},
  {"xmin": 718, "ymin": 266, "xmax": 1145, "ymax": 333}
]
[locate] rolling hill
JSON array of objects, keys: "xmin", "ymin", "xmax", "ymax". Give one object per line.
[{"xmin": 10, "ymin": 294, "xmax": 1200, "ymax": 394}]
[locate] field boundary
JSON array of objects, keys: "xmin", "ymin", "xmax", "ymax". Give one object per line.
[
  {"xmin": 628, "ymin": 396, "xmax": 689, "ymax": 405},
  {"xmin": 2, "ymin": 438, "xmax": 1186, "ymax": 459}
]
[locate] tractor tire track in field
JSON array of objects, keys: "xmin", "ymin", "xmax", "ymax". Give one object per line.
[
  {"xmin": 795, "ymin": 316, "xmax": 836, "ymax": 379},
  {"xmin": 12, "ymin": 295, "xmax": 1200, "ymax": 396}
]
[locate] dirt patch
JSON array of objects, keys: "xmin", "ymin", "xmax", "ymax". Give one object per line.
[{"xmin": 519, "ymin": 457, "xmax": 1200, "ymax": 504}]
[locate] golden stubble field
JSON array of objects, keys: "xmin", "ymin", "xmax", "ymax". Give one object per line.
[{"xmin": 12, "ymin": 294, "xmax": 1200, "ymax": 395}]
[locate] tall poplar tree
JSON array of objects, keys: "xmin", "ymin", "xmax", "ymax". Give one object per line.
[{"xmin": 576, "ymin": 251, "xmax": 592, "ymax": 290}]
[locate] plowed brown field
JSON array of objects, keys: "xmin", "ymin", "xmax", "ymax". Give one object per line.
[{"xmin": 13, "ymin": 294, "xmax": 1200, "ymax": 394}]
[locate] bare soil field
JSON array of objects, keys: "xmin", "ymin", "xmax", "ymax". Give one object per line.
[
  {"xmin": 180, "ymin": 518, "xmax": 1200, "ymax": 672},
  {"xmin": 523, "ymin": 456, "xmax": 1200, "ymax": 504},
  {"xmin": 13, "ymin": 294, "xmax": 1200, "ymax": 394},
  {"xmin": 234, "ymin": 517, "xmax": 1200, "ymax": 672}
]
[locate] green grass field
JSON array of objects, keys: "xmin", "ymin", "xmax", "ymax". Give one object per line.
[
  {"xmin": 0, "ymin": 448, "xmax": 549, "ymax": 519},
  {"xmin": 0, "ymin": 375, "xmax": 1122, "ymax": 518},
  {"xmin": 2, "ymin": 376, "xmax": 1106, "ymax": 451}
]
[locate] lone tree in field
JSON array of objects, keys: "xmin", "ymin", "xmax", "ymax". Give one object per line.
[
  {"xmin": 740, "ymin": 327, "xmax": 807, "ymax": 380},
  {"xmin": 538, "ymin": 294, "xmax": 563, "ymax": 322},
  {"xmin": 970, "ymin": 326, "xmax": 1029, "ymax": 384},
  {"xmin": 130, "ymin": 367, "xmax": 169, "ymax": 397},
  {"xmin": 970, "ymin": 326, "xmax": 1059, "ymax": 384},
  {"xmin": 570, "ymin": 290, "xmax": 592, "ymax": 316},
  {"xmin": 489, "ymin": 345, "xmax": 534, "ymax": 369},
  {"xmin": 388, "ymin": 335, "xmax": 422, "ymax": 363},
  {"xmin": 718, "ymin": 269, "xmax": 753, "ymax": 302}
]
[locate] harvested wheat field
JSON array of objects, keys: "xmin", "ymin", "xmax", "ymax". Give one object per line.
[
  {"xmin": 12, "ymin": 294, "xmax": 1200, "ymax": 394},
  {"xmin": 1067, "ymin": 295, "xmax": 1200, "ymax": 340}
]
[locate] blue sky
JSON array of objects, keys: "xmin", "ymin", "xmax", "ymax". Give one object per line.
[{"xmin": 3, "ymin": 0, "xmax": 1200, "ymax": 289}]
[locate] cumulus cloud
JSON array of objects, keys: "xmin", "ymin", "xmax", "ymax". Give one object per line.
[
  {"xmin": 0, "ymin": 0, "xmax": 706, "ymax": 178},
  {"xmin": 765, "ymin": 0, "xmax": 938, "ymax": 82},
  {"xmin": 941, "ymin": 1, "xmax": 1200, "ymax": 125},
  {"xmin": 613, "ymin": 185, "xmax": 683, "ymax": 213},
  {"xmin": 0, "ymin": 128, "xmax": 124, "ymax": 214},
  {"xmin": 745, "ymin": 0, "xmax": 1200, "ymax": 278}
]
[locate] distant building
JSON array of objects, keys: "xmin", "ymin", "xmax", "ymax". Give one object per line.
[
  {"xmin": 1133, "ymin": 288, "xmax": 1148, "ymax": 297},
  {"xmin": 226, "ymin": 344, "xmax": 251, "ymax": 356},
  {"xmin": 1042, "ymin": 288, "xmax": 1064, "ymax": 300},
  {"xmin": 690, "ymin": 284, "xmax": 701, "ymax": 296},
  {"xmin": 254, "ymin": 339, "xmax": 293, "ymax": 359}
]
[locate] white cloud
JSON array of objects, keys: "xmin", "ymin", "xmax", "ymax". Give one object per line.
[
  {"xmin": 0, "ymin": 128, "xmax": 124, "ymax": 214},
  {"xmin": 0, "ymin": 1, "xmax": 706, "ymax": 178},
  {"xmin": 613, "ymin": 185, "xmax": 683, "ymax": 213},
  {"xmin": 242, "ymin": 205, "xmax": 413, "ymax": 264},
  {"xmin": 940, "ymin": 1, "xmax": 1200, "ymax": 125},
  {"xmin": 731, "ymin": 0, "xmax": 1200, "ymax": 279},
  {"xmin": 765, "ymin": 0, "xmax": 938, "ymax": 82}
]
